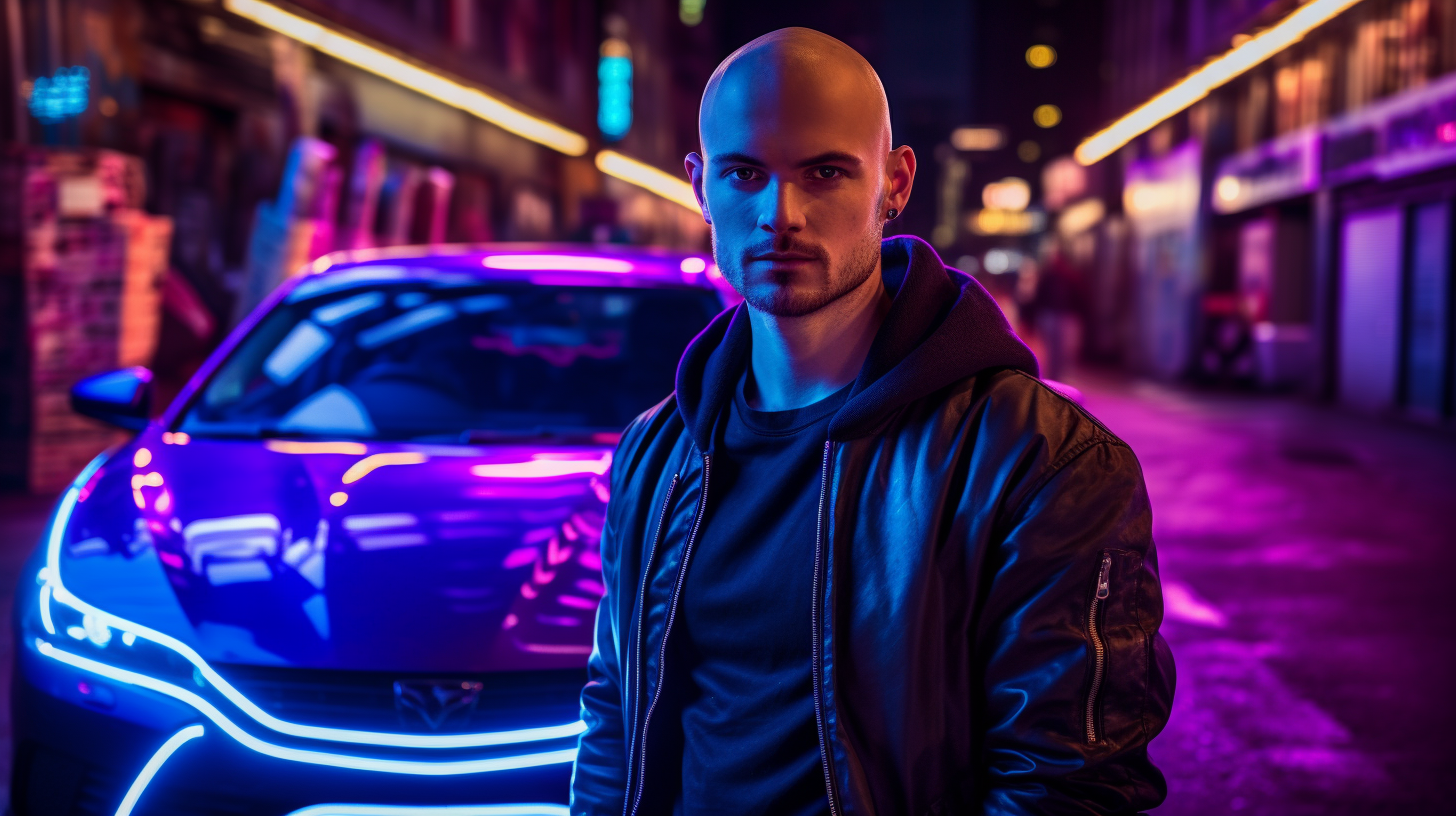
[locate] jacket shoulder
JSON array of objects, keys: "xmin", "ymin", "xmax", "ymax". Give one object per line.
[
  {"xmin": 975, "ymin": 368, "xmax": 1126, "ymax": 450},
  {"xmin": 949, "ymin": 370, "xmax": 1142, "ymax": 526}
]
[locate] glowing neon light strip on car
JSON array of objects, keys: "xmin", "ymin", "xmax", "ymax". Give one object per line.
[
  {"xmin": 38, "ymin": 584, "xmax": 55, "ymax": 635},
  {"xmin": 287, "ymin": 805, "xmax": 569, "ymax": 816},
  {"xmin": 37, "ymin": 641, "xmax": 577, "ymax": 775},
  {"xmin": 115, "ymin": 725, "xmax": 206, "ymax": 816},
  {"xmin": 40, "ymin": 453, "xmax": 587, "ymax": 750}
]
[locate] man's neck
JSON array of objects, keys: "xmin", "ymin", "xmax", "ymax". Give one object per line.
[{"xmin": 745, "ymin": 268, "xmax": 892, "ymax": 412}]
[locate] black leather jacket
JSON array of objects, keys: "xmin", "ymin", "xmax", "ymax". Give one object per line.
[{"xmin": 572, "ymin": 237, "xmax": 1174, "ymax": 816}]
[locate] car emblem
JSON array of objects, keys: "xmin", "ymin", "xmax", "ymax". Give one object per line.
[{"xmin": 394, "ymin": 679, "xmax": 485, "ymax": 731}]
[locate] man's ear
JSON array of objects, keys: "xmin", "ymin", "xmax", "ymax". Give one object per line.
[
  {"xmin": 685, "ymin": 152, "xmax": 712, "ymax": 225},
  {"xmin": 884, "ymin": 145, "xmax": 916, "ymax": 219}
]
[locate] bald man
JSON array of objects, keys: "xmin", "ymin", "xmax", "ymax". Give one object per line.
[{"xmin": 573, "ymin": 29, "xmax": 1173, "ymax": 816}]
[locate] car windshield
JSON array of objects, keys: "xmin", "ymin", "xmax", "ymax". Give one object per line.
[{"xmin": 179, "ymin": 278, "xmax": 722, "ymax": 441}]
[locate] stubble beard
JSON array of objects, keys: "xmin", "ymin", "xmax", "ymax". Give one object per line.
[{"xmin": 714, "ymin": 220, "xmax": 885, "ymax": 318}]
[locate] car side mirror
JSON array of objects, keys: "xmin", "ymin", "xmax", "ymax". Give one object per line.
[{"xmin": 70, "ymin": 367, "xmax": 154, "ymax": 431}]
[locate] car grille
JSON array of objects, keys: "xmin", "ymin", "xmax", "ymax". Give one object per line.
[{"xmin": 213, "ymin": 664, "xmax": 588, "ymax": 734}]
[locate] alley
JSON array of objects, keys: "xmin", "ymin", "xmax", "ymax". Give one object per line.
[{"xmin": 1078, "ymin": 376, "xmax": 1456, "ymax": 815}]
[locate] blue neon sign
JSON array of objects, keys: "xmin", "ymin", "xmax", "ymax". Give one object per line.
[
  {"xmin": 29, "ymin": 67, "xmax": 90, "ymax": 123},
  {"xmin": 598, "ymin": 55, "xmax": 632, "ymax": 142}
]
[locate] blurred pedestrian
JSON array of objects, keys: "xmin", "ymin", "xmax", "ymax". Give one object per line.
[
  {"xmin": 572, "ymin": 28, "xmax": 1173, "ymax": 816},
  {"xmin": 1031, "ymin": 244, "xmax": 1086, "ymax": 382}
]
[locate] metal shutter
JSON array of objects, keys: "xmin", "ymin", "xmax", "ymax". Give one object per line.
[{"xmin": 1405, "ymin": 201, "xmax": 1451, "ymax": 418}]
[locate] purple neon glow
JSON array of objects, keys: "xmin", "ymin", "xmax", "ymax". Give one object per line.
[
  {"xmin": 482, "ymin": 254, "xmax": 635, "ymax": 273},
  {"xmin": 470, "ymin": 454, "xmax": 612, "ymax": 479},
  {"xmin": 680, "ymin": 257, "xmax": 707, "ymax": 274}
]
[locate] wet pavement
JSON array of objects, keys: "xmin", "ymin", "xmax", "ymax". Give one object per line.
[
  {"xmin": 0, "ymin": 376, "xmax": 1451, "ymax": 814},
  {"xmin": 1076, "ymin": 375, "xmax": 1456, "ymax": 816}
]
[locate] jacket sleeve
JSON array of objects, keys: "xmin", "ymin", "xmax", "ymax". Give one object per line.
[
  {"xmin": 570, "ymin": 503, "xmax": 630, "ymax": 814},
  {"xmin": 976, "ymin": 439, "xmax": 1175, "ymax": 816}
]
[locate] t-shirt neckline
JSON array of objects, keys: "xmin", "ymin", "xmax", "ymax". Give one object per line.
[{"xmin": 733, "ymin": 371, "xmax": 852, "ymax": 436}]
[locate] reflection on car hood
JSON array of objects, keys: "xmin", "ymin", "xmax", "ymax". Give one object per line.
[{"xmin": 58, "ymin": 430, "xmax": 611, "ymax": 673}]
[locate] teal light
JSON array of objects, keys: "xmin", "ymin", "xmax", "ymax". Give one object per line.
[
  {"xmin": 598, "ymin": 56, "xmax": 632, "ymax": 142},
  {"xmin": 29, "ymin": 67, "xmax": 90, "ymax": 123}
]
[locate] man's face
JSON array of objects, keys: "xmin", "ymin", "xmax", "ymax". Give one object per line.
[{"xmin": 690, "ymin": 65, "xmax": 891, "ymax": 316}]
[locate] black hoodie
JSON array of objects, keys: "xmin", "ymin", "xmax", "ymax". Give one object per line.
[{"xmin": 674, "ymin": 235, "xmax": 1038, "ymax": 450}]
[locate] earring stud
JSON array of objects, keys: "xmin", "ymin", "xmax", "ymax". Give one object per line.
[{"xmin": 886, "ymin": 208, "xmax": 899, "ymax": 220}]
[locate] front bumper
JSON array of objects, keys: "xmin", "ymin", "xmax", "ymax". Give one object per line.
[{"xmin": 13, "ymin": 637, "xmax": 575, "ymax": 815}]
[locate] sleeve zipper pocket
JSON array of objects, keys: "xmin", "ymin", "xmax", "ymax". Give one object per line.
[{"xmin": 1085, "ymin": 552, "xmax": 1112, "ymax": 745}]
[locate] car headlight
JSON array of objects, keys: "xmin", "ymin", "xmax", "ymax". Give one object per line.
[{"xmin": 32, "ymin": 570, "xmax": 205, "ymax": 691}]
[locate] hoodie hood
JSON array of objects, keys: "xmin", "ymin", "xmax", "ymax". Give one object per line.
[{"xmin": 675, "ymin": 235, "xmax": 1038, "ymax": 450}]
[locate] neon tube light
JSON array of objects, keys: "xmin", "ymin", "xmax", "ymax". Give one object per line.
[
  {"xmin": 222, "ymin": 0, "xmax": 588, "ymax": 157},
  {"xmin": 265, "ymin": 440, "xmax": 369, "ymax": 455},
  {"xmin": 38, "ymin": 641, "xmax": 577, "ymax": 775},
  {"xmin": 287, "ymin": 806, "xmax": 569, "ymax": 816},
  {"xmin": 482, "ymin": 255, "xmax": 635, "ymax": 273},
  {"xmin": 115, "ymin": 725, "xmax": 206, "ymax": 816},
  {"xmin": 596, "ymin": 150, "xmax": 702, "ymax": 213},
  {"xmin": 471, "ymin": 456, "xmax": 612, "ymax": 479},
  {"xmin": 1074, "ymin": 0, "xmax": 1366, "ymax": 165},
  {"xmin": 38, "ymin": 584, "xmax": 55, "ymax": 635},
  {"xmin": 41, "ymin": 455, "xmax": 586, "ymax": 750}
]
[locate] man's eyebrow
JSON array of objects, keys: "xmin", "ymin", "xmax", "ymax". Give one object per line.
[
  {"xmin": 709, "ymin": 152, "xmax": 766, "ymax": 166},
  {"xmin": 797, "ymin": 151, "xmax": 862, "ymax": 168}
]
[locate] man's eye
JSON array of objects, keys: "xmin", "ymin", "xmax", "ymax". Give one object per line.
[
  {"xmin": 813, "ymin": 167, "xmax": 843, "ymax": 180},
  {"xmin": 732, "ymin": 168, "xmax": 758, "ymax": 181}
]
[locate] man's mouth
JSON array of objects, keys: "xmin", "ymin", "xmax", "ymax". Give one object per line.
[{"xmin": 751, "ymin": 252, "xmax": 818, "ymax": 262}]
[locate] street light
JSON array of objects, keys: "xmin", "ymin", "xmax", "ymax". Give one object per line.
[
  {"xmin": 1025, "ymin": 45, "xmax": 1057, "ymax": 68},
  {"xmin": 1033, "ymin": 104, "xmax": 1062, "ymax": 128}
]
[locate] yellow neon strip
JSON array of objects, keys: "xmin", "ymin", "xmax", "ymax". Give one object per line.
[
  {"xmin": 596, "ymin": 150, "xmax": 702, "ymax": 213},
  {"xmin": 1075, "ymin": 0, "xmax": 1365, "ymax": 166},
  {"xmin": 341, "ymin": 452, "xmax": 429, "ymax": 484},
  {"xmin": 223, "ymin": 0, "xmax": 589, "ymax": 157}
]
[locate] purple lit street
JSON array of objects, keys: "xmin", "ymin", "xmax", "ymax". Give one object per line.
[
  {"xmin": 3, "ymin": 375, "xmax": 1452, "ymax": 813},
  {"xmin": 1081, "ymin": 376, "xmax": 1456, "ymax": 816}
]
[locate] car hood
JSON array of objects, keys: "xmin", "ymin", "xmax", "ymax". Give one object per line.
[{"xmin": 56, "ymin": 430, "xmax": 612, "ymax": 673}]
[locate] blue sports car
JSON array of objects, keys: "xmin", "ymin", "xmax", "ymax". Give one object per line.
[{"xmin": 11, "ymin": 246, "xmax": 729, "ymax": 815}]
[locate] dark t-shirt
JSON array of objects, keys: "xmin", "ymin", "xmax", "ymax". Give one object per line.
[{"xmin": 669, "ymin": 373, "xmax": 847, "ymax": 816}]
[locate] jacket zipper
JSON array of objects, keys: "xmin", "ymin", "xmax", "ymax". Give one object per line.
[
  {"xmin": 1085, "ymin": 552, "xmax": 1112, "ymax": 745},
  {"xmin": 812, "ymin": 440, "xmax": 841, "ymax": 816},
  {"xmin": 628, "ymin": 455, "xmax": 711, "ymax": 816},
  {"xmin": 623, "ymin": 474, "xmax": 677, "ymax": 811}
]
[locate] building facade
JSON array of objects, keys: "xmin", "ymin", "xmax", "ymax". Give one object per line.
[
  {"xmin": 0, "ymin": 0, "xmax": 714, "ymax": 489},
  {"xmin": 1091, "ymin": 0, "xmax": 1456, "ymax": 426}
]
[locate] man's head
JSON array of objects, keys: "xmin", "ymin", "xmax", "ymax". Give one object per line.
[{"xmin": 687, "ymin": 28, "xmax": 916, "ymax": 317}]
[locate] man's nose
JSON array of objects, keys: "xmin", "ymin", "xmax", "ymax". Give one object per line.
[{"xmin": 758, "ymin": 178, "xmax": 806, "ymax": 234}]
